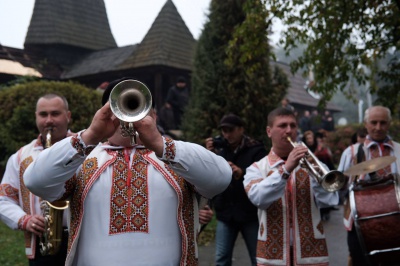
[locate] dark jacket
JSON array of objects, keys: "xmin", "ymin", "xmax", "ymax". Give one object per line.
[{"xmin": 213, "ymin": 135, "xmax": 267, "ymax": 223}]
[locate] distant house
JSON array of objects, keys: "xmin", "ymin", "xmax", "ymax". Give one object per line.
[{"xmin": 0, "ymin": 0, "xmax": 340, "ymax": 118}]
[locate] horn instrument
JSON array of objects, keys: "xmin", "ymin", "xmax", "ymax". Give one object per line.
[
  {"xmin": 40, "ymin": 128, "xmax": 69, "ymax": 255},
  {"xmin": 287, "ymin": 136, "xmax": 346, "ymax": 192},
  {"xmin": 109, "ymin": 79, "xmax": 152, "ymax": 145}
]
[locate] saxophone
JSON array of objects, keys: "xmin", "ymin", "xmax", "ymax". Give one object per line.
[{"xmin": 39, "ymin": 128, "xmax": 70, "ymax": 255}]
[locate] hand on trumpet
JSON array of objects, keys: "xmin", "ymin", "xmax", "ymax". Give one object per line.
[
  {"xmin": 82, "ymin": 102, "xmax": 120, "ymax": 146},
  {"xmin": 284, "ymin": 139, "xmax": 309, "ymax": 173}
]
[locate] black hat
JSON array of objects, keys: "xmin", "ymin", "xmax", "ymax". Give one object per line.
[
  {"xmin": 101, "ymin": 77, "xmax": 136, "ymax": 106},
  {"xmin": 218, "ymin": 114, "xmax": 244, "ymax": 128},
  {"xmin": 177, "ymin": 76, "xmax": 186, "ymax": 83}
]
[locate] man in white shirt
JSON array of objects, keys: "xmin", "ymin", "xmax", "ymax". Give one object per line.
[
  {"xmin": 243, "ymin": 107, "xmax": 338, "ymax": 266},
  {"xmin": 23, "ymin": 78, "xmax": 231, "ymax": 266},
  {"xmin": 0, "ymin": 93, "xmax": 71, "ymax": 265},
  {"xmin": 338, "ymin": 105, "xmax": 400, "ymax": 266}
]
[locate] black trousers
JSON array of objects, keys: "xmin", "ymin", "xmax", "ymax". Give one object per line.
[
  {"xmin": 348, "ymin": 227, "xmax": 370, "ymax": 266},
  {"xmin": 29, "ymin": 229, "xmax": 68, "ymax": 266}
]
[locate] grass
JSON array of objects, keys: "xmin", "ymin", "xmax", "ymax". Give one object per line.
[
  {"xmin": 198, "ymin": 214, "xmax": 217, "ymax": 246},
  {"xmin": 0, "ymin": 215, "xmax": 217, "ymax": 266},
  {"xmin": 0, "ymin": 222, "xmax": 27, "ymax": 266},
  {"xmin": 0, "ymin": 214, "xmax": 217, "ymax": 265}
]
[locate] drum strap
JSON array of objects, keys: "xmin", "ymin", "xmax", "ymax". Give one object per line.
[{"xmin": 355, "ymin": 143, "xmax": 366, "ymax": 182}]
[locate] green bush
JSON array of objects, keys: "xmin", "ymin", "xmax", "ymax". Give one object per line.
[{"xmin": 0, "ymin": 80, "xmax": 102, "ymax": 175}]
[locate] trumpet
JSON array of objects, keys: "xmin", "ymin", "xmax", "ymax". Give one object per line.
[
  {"xmin": 109, "ymin": 79, "xmax": 152, "ymax": 145},
  {"xmin": 287, "ymin": 137, "xmax": 346, "ymax": 192}
]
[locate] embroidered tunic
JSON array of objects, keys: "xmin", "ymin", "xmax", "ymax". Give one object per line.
[
  {"xmin": 337, "ymin": 136, "xmax": 400, "ymax": 230},
  {"xmin": 0, "ymin": 138, "xmax": 43, "ymax": 258},
  {"xmin": 0, "ymin": 136, "xmax": 69, "ymax": 258},
  {"xmin": 24, "ymin": 136, "xmax": 231, "ymax": 266},
  {"xmin": 243, "ymin": 150, "xmax": 338, "ymax": 266}
]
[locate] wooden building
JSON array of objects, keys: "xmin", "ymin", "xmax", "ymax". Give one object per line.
[{"xmin": 0, "ymin": 0, "xmax": 340, "ymax": 115}]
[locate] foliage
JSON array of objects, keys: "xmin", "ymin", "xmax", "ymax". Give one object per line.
[
  {"xmin": 0, "ymin": 222, "xmax": 26, "ymax": 266},
  {"xmin": 0, "ymin": 80, "xmax": 102, "ymax": 173},
  {"xmin": 225, "ymin": 0, "xmax": 288, "ymax": 144},
  {"xmin": 269, "ymin": 0, "xmax": 400, "ymax": 111},
  {"xmin": 182, "ymin": 0, "xmax": 288, "ymax": 145}
]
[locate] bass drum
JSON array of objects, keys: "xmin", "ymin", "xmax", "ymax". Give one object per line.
[{"xmin": 350, "ymin": 174, "xmax": 400, "ymax": 265}]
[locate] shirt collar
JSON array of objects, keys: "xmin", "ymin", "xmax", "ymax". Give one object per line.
[
  {"xmin": 267, "ymin": 149, "xmax": 285, "ymax": 168},
  {"xmin": 364, "ymin": 135, "xmax": 394, "ymax": 149}
]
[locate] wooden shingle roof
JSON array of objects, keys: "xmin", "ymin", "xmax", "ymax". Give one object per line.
[
  {"xmin": 272, "ymin": 61, "xmax": 342, "ymax": 112},
  {"xmin": 62, "ymin": 45, "xmax": 138, "ymax": 79},
  {"xmin": 118, "ymin": 0, "xmax": 196, "ymax": 71},
  {"xmin": 24, "ymin": 0, "xmax": 116, "ymax": 51}
]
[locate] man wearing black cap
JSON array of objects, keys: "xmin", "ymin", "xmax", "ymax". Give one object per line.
[
  {"xmin": 164, "ymin": 76, "xmax": 190, "ymax": 129},
  {"xmin": 205, "ymin": 114, "xmax": 267, "ymax": 266}
]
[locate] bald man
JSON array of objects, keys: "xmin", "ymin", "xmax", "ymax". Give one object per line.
[{"xmin": 338, "ymin": 105, "xmax": 400, "ymax": 266}]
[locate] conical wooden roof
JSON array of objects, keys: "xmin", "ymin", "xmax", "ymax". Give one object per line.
[
  {"xmin": 118, "ymin": 0, "xmax": 196, "ymax": 70},
  {"xmin": 24, "ymin": 0, "xmax": 116, "ymax": 51}
]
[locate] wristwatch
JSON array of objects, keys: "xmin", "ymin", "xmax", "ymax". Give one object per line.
[
  {"xmin": 282, "ymin": 172, "xmax": 290, "ymax": 180},
  {"xmin": 281, "ymin": 164, "xmax": 291, "ymax": 180}
]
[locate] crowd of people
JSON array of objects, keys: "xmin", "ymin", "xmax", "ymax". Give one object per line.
[{"xmin": 1, "ymin": 80, "xmax": 398, "ymax": 266}]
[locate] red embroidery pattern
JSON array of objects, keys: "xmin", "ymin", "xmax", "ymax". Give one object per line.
[
  {"xmin": 19, "ymin": 156, "xmax": 34, "ymax": 249},
  {"xmin": 19, "ymin": 157, "xmax": 33, "ymax": 215},
  {"xmin": 0, "ymin": 184, "xmax": 19, "ymax": 202},
  {"xmin": 67, "ymin": 156, "xmax": 104, "ymax": 252},
  {"xmin": 244, "ymin": 178, "xmax": 263, "ymax": 193},
  {"xmin": 109, "ymin": 150, "xmax": 149, "ymax": 234},
  {"xmin": 295, "ymin": 169, "xmax": 328, "ymax": 258},
  {"xmin": 162, "ymin": 164, "xmax": 197, "ymax": 266},
  {"xmin": 164, "ymin": 137, "xmax": 176, "ymax": 160},
  {"xmin": 71, "ymin": 135, "xmax": 95, "ymax": 156},
  {"xmin": 370, "ymin": 145, "xmax": 391, "ymax": 177},
  {"xmin": 82, "ymin": 158, "xmax": 98, "ymax": 185},
  {"xmin": 257, "ymin": 199, "xmax": 284, "ymax": 260}
]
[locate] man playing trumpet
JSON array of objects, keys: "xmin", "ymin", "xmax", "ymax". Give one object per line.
[
  {"xmin": 243, "ymin": 107, "xmax": 339, "ymax": 266},
  {"xmin": 23, "ymin": 78, "xmax": 232, "ymax": 266}
]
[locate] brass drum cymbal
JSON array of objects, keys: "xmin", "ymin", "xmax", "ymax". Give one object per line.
[{"xmin": 344, "ymin": 156, "xmax": 396, "ymax": 176}]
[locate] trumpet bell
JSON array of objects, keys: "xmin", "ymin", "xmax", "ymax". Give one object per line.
[
  {"xmin": 110, "ymin": 80, "xmax": 152, "ymax": 122},
  {"xmin": 321, "ymin": 170, "xmax": 347, "ymax": 192}
]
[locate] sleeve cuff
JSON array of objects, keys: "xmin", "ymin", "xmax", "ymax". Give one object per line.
[
  {"xmin": 18, "ymin": 214, "xmax": 31, "ymax": 230},
  {"xmin": 159, "ymin": 136, "xmax": 176, "ymax": 161},
  {"xmin": 70, "ymin": 130, "xmax": 96, "ymax": 157}
]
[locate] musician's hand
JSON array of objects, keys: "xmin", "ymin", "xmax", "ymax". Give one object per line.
[
  {"xmin": 285, "ymin": 145, "xmax": 308, "ymax": 173},
  {"xmin": 134, "ymin": 113, "xmax": 164, "ymax": 157},
  {"xmin": 82, "ymin": 102, "xmax": 119, "ymax": 145},
  {"xmin": 26, "ymin": 214, "xmax": 45, "ymax": 236},
  {"xmin": 199, "ymin": 205, "xmax": 213, "ymax": 225},
  {"xmin": 205, "ymin": 138, "xmax": 214, "ymax": 151},
  {"xmin": 229, "ymin": 161, "xmax": 243, "ymax": 180}
]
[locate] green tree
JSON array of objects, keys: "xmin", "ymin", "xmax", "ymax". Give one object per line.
[
  {"xmin": 270, "ymin": 0, "xmax": 400, "ymax": 111},
  {"xmin": 182, "ymin": 0, "xmax": 288, "ymax": 144},
  {"xmin": 0, "ymin": 80, "xmax": 102, "ymax": 172}
]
